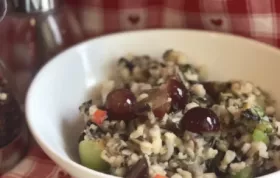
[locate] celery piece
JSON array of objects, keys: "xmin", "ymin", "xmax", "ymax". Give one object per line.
[
  {"xmin": 79, "ymin": 139, "xmax": 110, "ymax": 172},
  {"xmin": 231, "ymin": 167, "xmax": 253, "ymax": 178},
  {"xmin": 252, "ymin": 129, "xmax": 269, "ymax": 144}
]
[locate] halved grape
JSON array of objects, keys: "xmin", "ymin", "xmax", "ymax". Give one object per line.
[
  {"xmin": 139, "ymin": 87, "xmax": 171, "ymax": 119},
  {"xmin": 79, "ymin": 139, "xmax": 109, "ymax": 172},
  {"xmin": 105, "ymin": 89, "xmax": 136, "ymax": 120}
]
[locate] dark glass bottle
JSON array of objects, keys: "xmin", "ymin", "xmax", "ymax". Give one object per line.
[
  {"xmin": 0, "ymin": 75, "xmax": 29, "ymax": 174},
  {"xmin": 0, "ymin": 0, "xmax": 83, "ymax": 174}
]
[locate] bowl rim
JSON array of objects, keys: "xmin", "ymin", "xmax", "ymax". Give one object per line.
[{"xmin": 25, "ymin": 29, "xmax": 280, "ymax": 178}]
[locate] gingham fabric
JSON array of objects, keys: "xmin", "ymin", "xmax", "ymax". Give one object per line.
[
  {"xmin": 67, "ymin": 0, "xmax": 280, "ymax": 47},
  {"xmin": 2, "ymin": 0, "xmax": 280, "ymax": 177},
  {"xmin": 1, "ymin": 143, "xmax": 72, "ymax": 178}
]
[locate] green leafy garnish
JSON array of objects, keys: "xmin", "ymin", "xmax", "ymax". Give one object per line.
[
  {"xmin": 241, "ymin": 106, "xmax": 265, "ymax": 121},
  {"xmin": 251, "ymin": 106, "xmax": 265, "ymax": 118}
]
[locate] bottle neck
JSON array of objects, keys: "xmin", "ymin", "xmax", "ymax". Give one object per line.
[
  {"xmin": 10, "ymin": 0, "xmax": 61, "ymax": 13},
  {"xmin": 0, "ymin": 0, "xmax": 7, "ymax": 22}
]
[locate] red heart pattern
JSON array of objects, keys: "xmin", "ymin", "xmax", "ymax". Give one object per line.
[
  {"xmin": 128, "ymin": 15, "xmax": 140, "ymax": 25},
  {"xmin": 211, "ymin": 19, "xmax": 223, "ymax": 27}
]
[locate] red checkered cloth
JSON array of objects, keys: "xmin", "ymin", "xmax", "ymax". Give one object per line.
[
  {"xmin": 67, "ymin": 0, "xmax": 280, "ymax": 47},
  {"xmin": 1, "ymin": 143, "xmax": 72, "ymax": 178},
  {"xmin": 2, "ymin": 0, "xmax": 280, "ymax": 177}
]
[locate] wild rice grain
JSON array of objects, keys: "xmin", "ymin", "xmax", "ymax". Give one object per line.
[{"xmin": 190, "ymin": 84, "xmax": 206, "ymax": 97}]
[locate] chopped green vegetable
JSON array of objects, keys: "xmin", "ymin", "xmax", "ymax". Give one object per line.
[
  {"xmin": 256, "ymin": 121, "xmax": 273, "ymax": 133},
  {"xmin": 231, "ymin": 167, "xmax": 253, "ymax": 178},
  {"xmin": 252, "ymin": 129, "xmax": 269, "ymax": 144},
  {"xmin": 79, "ymin": 139, "xmax": 109, "ymax": 172}
]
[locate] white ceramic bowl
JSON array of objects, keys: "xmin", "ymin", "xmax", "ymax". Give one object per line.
[{"xmin": 26, "ymin": 30, "xmax": 280, "ymax": 178}]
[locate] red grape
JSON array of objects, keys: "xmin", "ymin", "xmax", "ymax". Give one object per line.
[
  {"xmin": 166, "ymin": 79, "xmax": 188, "ymax": 112},
  {"xmin": 105, "ymin": 89, "xmax": 136, "ymax": 120},
  {"xmin": 181, "ymin": 107, "xmax": 220, "ymax": 133}
]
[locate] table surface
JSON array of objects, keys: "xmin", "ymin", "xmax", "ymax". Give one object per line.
[{"xmin": 1, "ymin": 142, "xmax": 72, "ymax": 178}]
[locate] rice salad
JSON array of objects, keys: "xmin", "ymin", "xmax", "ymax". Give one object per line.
[{"xmin": 78, "ymin": 50, "xmax": 280, "ymax": 178}]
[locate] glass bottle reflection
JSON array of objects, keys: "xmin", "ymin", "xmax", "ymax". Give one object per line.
[{"xmin": 0, "ymin": 0, "xmax": 84, "ymax": 105}]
